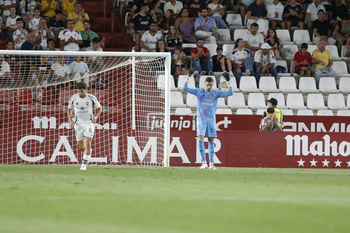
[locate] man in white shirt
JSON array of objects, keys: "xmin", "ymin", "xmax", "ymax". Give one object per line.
[
  {"xmin": 13, "ymin": 18, "xmax": 28, "ymax": 50},
  {"xmin": 140, "ymin": 21, "xmax": 163, "ymax": 52},
  {"xmin": 59, "ymin": 19, "xmax": 83, "ymax": 51},
  {"xmin": 243, "ymin": 23, "xmax": 264, "ymax": 55},
  {"xmin": 254, "ymin": 43, "xmax": 277, "ymax": 84},
  {"xmin": 0, "ymin": 0, "xmax": 16, "ymax": 22},
  {"xmin": 51, "ymin": 56, "xmax": 71, "ymax": 79},
  {"xmin": 0, "ymin": 54, "xmax": 14, "ymax": 87},
  {"xmin": 207, "ymin": 0, "xmax": 227, "ymax": 29},
  {"xmin": 35, "ymin": 18, "xmax": 55, "ymax": 50},
  {"xmin": 163, "ymin": 0, "xmax": 183, "ymax": 17},
  {"xmin": 69, "ymin": 56, "xmax": 89, "ymax": 74},
  {"xmin": 67, "ymin": 81, "xmax": 103, "ymax": 171},
  {"xmin": 266, "ymin": 0, "xmax": 285, "ymax": 29}
]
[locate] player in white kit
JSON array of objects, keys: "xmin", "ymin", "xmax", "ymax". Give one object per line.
[{"xmin": 67, "ymin": 82, "xmax": 103, "ymax": 170}]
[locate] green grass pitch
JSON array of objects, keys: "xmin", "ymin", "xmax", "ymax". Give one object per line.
[{"xmin": 1, "ymin": 165, "xmax": 350, "ymax": 233}]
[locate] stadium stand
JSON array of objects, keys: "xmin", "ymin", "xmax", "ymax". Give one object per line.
[
  {"xmin": 299, "ymin": 77, "xmax": 319, "ymax": 93},
  {"xmin": 170, "ymin": 91, "xmax": 186, "ymax": 108},
  {"xmin": 327, "ymin": 94, "xmax": 348, "ymax": 110},
  {"xmin": 239, "ymin": 76, "xmax": 260, "ymax": 93},
  {"xmin": 247, "ymin": 93, "xmax": 268, "ymax": 109},
  {"xmin": 227, "ymin": 93, "xmax": 248, "ymax": 109}
]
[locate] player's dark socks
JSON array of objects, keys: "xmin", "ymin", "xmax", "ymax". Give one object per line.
[{"xmin": 83, "ymin": 159, "xmax": 88, "ymax": 165}]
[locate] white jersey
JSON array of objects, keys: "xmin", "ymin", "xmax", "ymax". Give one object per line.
[
  {"xmin": 59, "ymin": 28, "xmax": 82, "ymax": 51},
  {"xmin": 6, "ymin": 15, "xmax": 20, "ymax": 29},
  {"xmin": 243, "ymin": 31, "xmax": 264, "ymax": 48},
  {"xmin": 35, "ymin": 27, "xmax": 54, "ymax": 49},
  {"xmin": 85, "ymin": 46, "xmax": 103, "ymax": 61},
  {"xmin": 68, "ymin": 94, "xmax": 101, "ymax": 124},
  {"xmin": 266, "ymin": 2, "xmax": 284, "ymax": 21},
  {"xmin": 13, "ymin": 29, "xmax": 28, "ymax": 49},
  {"xmin": 0, "ymin": 60, "xmax": 10, "ymax": 76},
  {"xmin": 28, "ymin": 17, "xmax": 41, "ymax": 31},
  {"xmin": 141, "ymin": 30, "xmax": 163, "ymax": 50},
  {"xmin": 0, "ymin": 0, "xmax": 16, "ymax": 17},
  {"xmin": 254, "ymin": 49, "xmax": 276, "ymax": 66},
  {"xmin": 207, "ymin": 3, "xmax": 224, "ymax": 17},
  {"xmin": 228, "ymin": 48, "xmax": 251, "ymax": 64},
  {"xmin": 257, "ymin": 19, "xmax": 269, "ymax": 36},
  {"xmin": 51, "ymin": 62, "xmax": 71, "ymax": 77}
]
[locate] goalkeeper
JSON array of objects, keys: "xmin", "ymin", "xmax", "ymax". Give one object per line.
[
  {"xmin": 67, "ymin": 82, "xmax": 102, "ymax": 171},
  {"xmin": 183, "ymin": 69, "xmax": 233, "ymax": 170}
]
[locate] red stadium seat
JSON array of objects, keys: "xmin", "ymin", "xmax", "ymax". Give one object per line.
[
  {"xmin": 0, "ymin": 39, "xmax": 7, "ymax": 50},
  {"xmin": 46, "ymin": 105, "xmax": 64, "ymax": 112},
  {"xmin": 98, "ymin": 89, "xmax": 117, "ymax": 106},
  {"xmin": 37, "ymin": 88, "xmax": 56, "ymax": 105},
  {"xmin": 15, "ymin": 88, "xmax": 33, "ymax": 104},
  {"xmin": 4, "ymin": 104, "xmax": 21, "ymax": 111},
  {"xmin": 26, "ymin": 104, "xmax": 42, "ymax": 112},
  {"xmin": 58, "ymin": 89, "xmax": 75, "ymax": 105},
  {"xmin": 0, "ymin": 89, "xmax": 15, "ymax": 104}
]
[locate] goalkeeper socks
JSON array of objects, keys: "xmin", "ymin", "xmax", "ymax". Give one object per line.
[
  {"xmin": 208, "ymin": 141, "xmax": 215, "ymax": 164},
  {"xmin": 83, "ymin": 154, "xmax": 91, "ymax": 164},
  {"xmin": 198, "ymin": 139, "xmax": 206, "ymax": 162}
]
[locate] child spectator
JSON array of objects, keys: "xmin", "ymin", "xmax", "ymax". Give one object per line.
[
  {"xmin": 50, "ymin": 10, "xmax": 65, "ymax": 40},
  {"xmin": 264, "ymin": 29, "xmax": 280, "ymax": 58},
  {"xmin": 293, "ymin": 43, "xmax": 312, "ymax": 77},
  {"xmin": 85, "ymin": 37, "xmax": 103, "ymax": 70},
  {"xmin": 5, "ymin": 6, "xmax": 20, "ymax": 39},
  {"xmin": 257, "ymin": 9, "xmax": 268, "ymax": 38},
  {"xmin": 1, "ymin": 0, "xmax": 17, "ymax": 23},
  {"xmin": 164, "ymin": 25, "xmax": 181, "ymax": 54},
  {"xmin": 13, "ymin": 18, "xmax": 28, "ymax": 50},
  {"xmin": 45, "ymin": 38, "xmax": 59, "ymax": 65},
  {"xmin": 151, "ymin": 0, "xmax": 163, "ymax": 23},
  {"xmin": 172, "ymin": 45, "xmax": 188, "ymax": 80},
  {"xmin": 20, "ymin": 0, "xmax": 36, "ymax": 25},
  {"xmin": 28, "ymin": 8, "xmax": 41, "ymax": 32}
]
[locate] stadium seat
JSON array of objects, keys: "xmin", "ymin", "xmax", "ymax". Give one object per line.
[
  {"xmin": 204, "ymin": 44, "xmax": 218, "ymax": 56},
  {"xmin": 58, "ymin": 89, "xmax": 75, "ymax": 105},
  {"xmin": 259, "ymin": 76, "xmax": 279, "ymax": 93},
  {"xmin": 186, "ymin": 93, "xmax": 198, "ymax": 108},
  {"xmin": 341, "ymin": 45, "xmax": 350, "ymax": 60},
  {"xmin": 178, "ymin": 75, "xmax": 195, "ymax": 91},
  {"xmin": 236, "ymin": 108, "xmax": 253, "ymax": 115},
  {"xmin": 98, "ymin": 89, "xmax": 117, "ymax": 106},
  {"xmin": 317, "ymin": 110, "xmax": 334, "ymax": 116},
  {"xmin": 174, "ymin": 107, "xmax": 192, "ymax": 115},
  {"xmin": 26, "ymin": 104, "xmax": 42, "ymax": 112},
  {"xmin": 0, "ymin": 89, "xmax": 14, "ymax": 104},
  {"xmin": 307, "ymin": 44, "xmax": 318, "ymax": 55},
  {"xmin": 37, "ymin": 88, "xmax": 56, "ymax": 105},
  {"xmin": 279, "ymin": 76, "xmax": 299, "ymax": 93},
  {"xmin": 216, "ymin": 108, "xmax": 232, "ymax": 114},
  {"xmin": 282, "ymin": 44, "xmax": 298, "ymax": 61},
  {"xmin": 297, "ymin": 109, "xmax": 314, "ymax": 115},
  {"xmin": 15, "ymin": 88, "xmax": 33, "ymax": 105},
  {"xmin": 227, "ymin": 93, "xmax": 248, "ymax": 109},
  {"xmin": 337, "ymin": 110, "xmax": 350, "ymax": 116},
  {"xmin": 298, "ymin": 77, "xmax": 319, "ymax": 93},
  {"xmin": 222, "ymin": 44, "xmax": 235, "ymax": 56},
  {"xmin": 347, "ymin": 94, "xmax": 350, "ymax": 108},
  {"xmin": 226, "ymin": 14, "xmax": 245, "ymax": 29},
  {"xmin": 275, "ymin": 60, "xmax": 291, "ymax": 76},
  {"xmin": 170, "ymin": 91, "xmax": 186, "ymax": 108},
  {"xmin": 217, "ymin": 98, "xmax": 228, "ymax": 108},
  {"xmin": 267, "ymin": 93, "xmax": 288, "ymax": 109},
  {"xmin": 240, "ymin": 76, "xmax": 259, "ymax": 93},
  {"xmin": 339, "ymin": 77, "xmax": 350, "ymax": 93},
  {"xmin": 219, "ymin": 76, "xmax": 239, "ymax": 92},
  {"xmin": 199, "ymin": 76, "xmax": 217, "ymax": 89},
  {"xmin": 325, "ymin": 45, "xmax": 341, "ymax": 60},
  {"xmin": 293, "ymin": 30, "xmax": 312, "ymax": 45},
  {"xmin": 46, "ymin": 105, "xmax": 64, "ymax": 112},
  {"xmin": 247, "ymin": 93, "xmax": 267, "ymax": 109},
  {"xmin": 276, "ymin": 29, "xmax": 293, "ymax": 45},
  {"xmin": 157, "ymin": 75, "xmax": 177, "ymax": 91},
  {"xmin": 332, "ymin": 61, "xmax": 350, "ymax": 77},
  {"xmin": 307, "ymin": 94, "xmax": 328, "ymax": 110},
  {"xmin": 286, "ymin": 93, "xmax": 307, "ymax": 109},
  {"xmin": 4, "ymin": 104, "xmax": 22, "ymax": 111},
  {"xmin": 218, "ymin": 29, "xmax": 232, "ymax": 43},
  {"xmin": 318, "ymin": 77, "xmax": 339, "ymax": 93},
  {"xmin": 282, "ymin": 109, "xmax": 294, "ymax": 115},
  {"xmin": 234, "ymin": 29, "xmax": 249, "ymax": 41},
  {"xmin": 182, "ymin": 43, "xmax": 197, "ymax": 49},
  {"xmin": 256, "ymin": 109, "xmax": 266, "ymax": 115}
]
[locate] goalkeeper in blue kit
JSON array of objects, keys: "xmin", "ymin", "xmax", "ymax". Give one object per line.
[{"xmin": 183, "ymin": 69, "xmax": 233, "ymax": 170}]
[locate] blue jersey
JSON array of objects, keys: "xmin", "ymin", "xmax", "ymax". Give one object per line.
[{"xmin": 183, "ymin": 83, "xmax": 233, "ymax": 121}]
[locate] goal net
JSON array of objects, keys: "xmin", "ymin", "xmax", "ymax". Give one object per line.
[{"xmin": 0, "ymin": 50, "xmax": 171, "ymax": 166}]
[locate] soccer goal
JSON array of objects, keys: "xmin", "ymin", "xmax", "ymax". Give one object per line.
[{"xmin": 0, "ymin": 50, "xmax": 171, "ymax": 166}]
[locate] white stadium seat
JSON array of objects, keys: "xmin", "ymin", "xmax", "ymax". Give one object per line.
[
  {"xmin": 318, "ymin": 77, "xmax": 339, "ymax": 93},
  {"xmin": 236, "ymin": 108, "xmax": 253, "ymax": 115},
  {"xmin": 216, "ymin": 108, "xmax": 233, "ymax": 114},
  {"xmin": 282, "ymin": 44, "xmax": 298, "ymax": 61},
  {"xmin": 306, "ymin": 94, "xmax": 328, "ymax": 110},
  {"xmin": 332, "ymin": 61, "xmax": 350, "ymax": 77},
  {"xmin": 222, "ymin": 44, "xmax": 235, "ymax": 57},
  {"xmin": 293, "ymin": 30, "xmax": 312, "ymax": 45},
  {"xmin": 259, "ymin": 76, "xmax": 279, "ymax": 93},
  {"xmin": 276, "ymin": 29, "xmax": 293, "ymax": 45},
  {"xmin": 256, "ymin": 109, "xmax": 266, "ymax": 116},
  {"xmin": 204, "ymin": 44, "xmax": 218, "ymax": 56},
  {"xmin": 299, "ymin": 77, "xmax": 319, "ymax": 93},
  {"xmin": 247, "ymin": 93, "xmax": 267, "ymax": 109},
  {"xmin": 218, "ymin": 29, "xmax": 232, "ymax": 42},
  {"xmin": 267, "ymin": 93, "xmax": 288, "ymax": 109},
  {"xmin": 240, "ymin": 76, "xmax": 259, "ymax": 93},
  {"xmin": 286, "ymin": 93, "xmax": 307, "ymax": 109},
  {"xmin": 307, "ymin": 45, "xmax": 318, "ymax": 55},
  {"xmin": 279, "ymin": 76, "xmax": 299, "ymax": 93},
  {"xmin": 234, "ymin": 29, "xmax": 249, "ymax": 41},
  {"xmin": 317, "ymin": 110, "xmax": 334, "ymax": 116},
  {"xmin": 178, "ymin": 75, "xmax": 195, "ymax": 91},
  {"xmin": 170, "ymin": 91, "xmax": 186, "ymax": 108},
  {"xmin": 174, "ymin": 107, "xmax": 192, "ymax": 115},
  {"xmin": 226, "ymin": 14, "xmax": 245, "ymax": 29},
  {"xmin": 275, "ymin": 60, "xmax": 292, "ymax": 76},
  {"xmin": 157, "ymin": 75, "xmax": 177, "ymax": 91},
  {"xmin": 186, "ymin": 93, "xmax": 198, "ymax": 108},
  {"xmin": 217, "ymin": 98, "xmax": 228, "ymax": 108},
  {"xmin": 327, "ymin": 94, "xmax": 348, "ymax": 110},
  {"xmin": 339, "ymin": 77, "xmax": 350, "ymax": 93},
  {"xmin": 297, "ymin": 109, "xmax": 314, "ymax": 115},
  {"xmin": 227, "ymin": 93, "xmax": 248, "ymax": 109},
  {"xmin": 325, "ymin": 45, "xmax": 341, "ymax": 60},
  {"xmin": 337, "ymin": 110, "xmax": 350, "ymax": 116},
  {"xmin": 282, "ymin": 109, "xmax": 294, "ymax": 115}
]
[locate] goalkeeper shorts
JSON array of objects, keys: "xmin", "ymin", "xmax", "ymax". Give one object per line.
[
  {"xmin": 74, "ymin": 123, "xmax": 94, "ymax": 141},
  {"xmin": 197, "ymin": 120, "xmax": 217, "ymax": 138}
]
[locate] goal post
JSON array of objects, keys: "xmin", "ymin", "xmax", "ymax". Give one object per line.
[{"xmin": 0, "ymin": 50, "xmax": 171, "ymax": 166}]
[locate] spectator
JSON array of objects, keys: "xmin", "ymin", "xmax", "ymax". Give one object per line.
[
  {"xmin": 155, "ymin": 38, "xmax": 168, "ymax": 52},
  {"xmin": 69, "ymin": 55, "xmax": 89, "ymax": 74},
  {"xmin": 237, "ymin": 0, "xmax": 254, "ymax": 24},
  {"xmin": 67, "ymin": 2, "xmax": 89, "ymax": 32},
  {"xmin": 157, "ymin": 9, "xmax": 174, "ymax": 33},
  {"xmin": 312, "ymin": 38, "xmax": 337, "ymax": 88},
  {"xmin": 0, "ymin": 0, "xmax": 16, "ymax": 23},
  {"xmin": 0, "ymin": 54, "xmax": 14, "ymax": 87},
  {"xmin": 0, "ymin": 7, "xmax": 4, "ymax": 39},
  {"xmin": 312, "ymin": 9, "xmax": 336, "ymax": 45},
  {"xmin": 306, "ymin": 0, "xmax": 325, "ymax": 37},
  {"xmin": 28, "ymin": 8, "xmax": 41, "ymax": 32},
  {"xmin": 51, "ymin": 56, "xmax": 71, "ymax": 95},
  {"xmin": 260, "ymin": 107, "xmax": 281, "ymax": 131},
  {"xmin": 263, "ymin": 97, "xmax": 283, "ymax": 128},
  {"xmin": 194, "ymin": 8, "xmax": 219, "ymax": 44},
  {"xmin": 174, "ymin": 8, "xmax": 196, "ymax": 43},
  {"xmin": 246, "ymin": 0, "xmax": 265, "ymax": 28},
  {"xmin": 152, "ymin": 0, "xmax": 163, "ymax": 22},
  {"xmin": 254, "ymin": 43, "xmax": 277, "ymax": 83},
  {"xmin": 35, "ymin": 18, "xmax": 55, "ymax": 50},
  {"xmin": 164, "ymin": 25, "xmax": 181, "ymax": 54},
  {"xmin": 21, "ymin": 31, "xmax": 42, "ymax": 50},
  {"xmin": 19, "ymin": 0, "xmax": 36, "ymax": 25},
  {"xmin": 5, "ymin": 6, "xmax": 20, "ymax": 39},
  {"xmin": 29, "ymin": 55, "xmax": 52, "ymax": 86},
  {"xmin": 227, "ymin": 38, "xmax": 253, "ymax": 86},
  {"xmin": 283, "ymin": 0, "xmax": 304, "ymax": 30},
  {"xmin": 257, "ymin": 9, "xmax": 268, "ymax": 38},
  {"xmin": 129, "ymin": 3, "xmax": 154, "ymax": 51},
  {"xmin": 140, "ymin": 21, "xmax": 163, "ymax": 52},
  {"xmin": 5, "ymin": 40, "xmax": 24, "ymax": 69},
  {"xmin": 128, "ymin": 0, "xmax": 153, "ymax": 26},
  {"xmin": 243, "ymin": 23, "xmax": 264, "ymax": 56},
  {"xmin": 334, "ymin": 14, "xmax": 350, "ymax": 53},
  {"xmin": 212, "ymin": 46, "xmax": 228, "ymax": 72},
  {"xmin": 21, "ymin": 31, "xmax": 41, "ymax": 81},
  {"xmin": 163, "ymin": 0, "xmax": 183, "ymax": 17},
  {"xmin": 329, "ymin": 0, "xmax": 348, "ymax": 30},
  {"xmin": 191, "ymin": 38, "xmax": 213, "ymax": 75},
  {"xmin": 222, "ymin": 0, "xmax": 240, "ymax": 15},
  {"xmin": 266, "ymin": 0, "xmax": 285, "ymax": 30},
  {"xmin": 46, "ymin": 38, "xmax": 59, "ymax": 65},
  {"xmin": 50, "ymin": 10, "xmax": 65, "ymax": 41},
  {"xmin": 172, "ymin": 45, "xmax": 188, "ymax": 79},
  {"xmin": 41, "ymin": 0, "xmax": 60, "ymax": 19},
  {"xmin": 85, "ymin": 37, "xmax": 103, "ymax": 69},
  {"xmin": 264, "ymin": 29, "xmax": 280, "ymax": 58},
  {"xmin": 59, "ymin": 19, "xmax": 83, "ymax": 51},
  {"xmin": 62, "ymin": 0, "xmax": 76, "ymax": 18},
  {"xmin": 13, "ymin": 18, "xmax": 28, "ymax": 50},
  {"xmin": 187, "ymin": 0, "xmax": 202, "ymax": 18},
  {"xmin": 208, "ymin": 0, "xmax": 228, "ymax": 29},
  {"xmin": 293, "ymin": 43, "xmax": 312, "ymax": 77},
  {"xmin": 80, "ymin": 20, "xmax": 105, "ymax": 50}
]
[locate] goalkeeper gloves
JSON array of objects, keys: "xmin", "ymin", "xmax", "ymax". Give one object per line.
[
  {"xmin": 185, "ymin": 67, "xmax": 197, "ymax": 82},
  {"xmin": 222, "ymin": 71, "xmax": 232, "ymax": 88}
]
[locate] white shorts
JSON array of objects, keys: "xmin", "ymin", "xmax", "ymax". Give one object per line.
[{"xmin": 74, "ymin": 123, "xmax": 94, "ymax": 142}]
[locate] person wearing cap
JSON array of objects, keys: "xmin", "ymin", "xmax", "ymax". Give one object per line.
[
  {"xmin": 263, "ymin": 97, "xmax": 283, "ymax": 129},
  {"xmin": 212, "ymin": 46, "xmax": 228, "ymax": 73},
  {"xmin": 254, "ymin": 42, "xmax": 277, "ymax": 84},
  {"xmin": 260, "ymin": 107, "xmax": 282, "ymax": 132},
  {"xmin": 312, "ymin": 9, "xmax": 336, "ymax": 45},
  {"xmin": 293, "ymin": 43, "xmax": 312, "ymax": 78}
]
